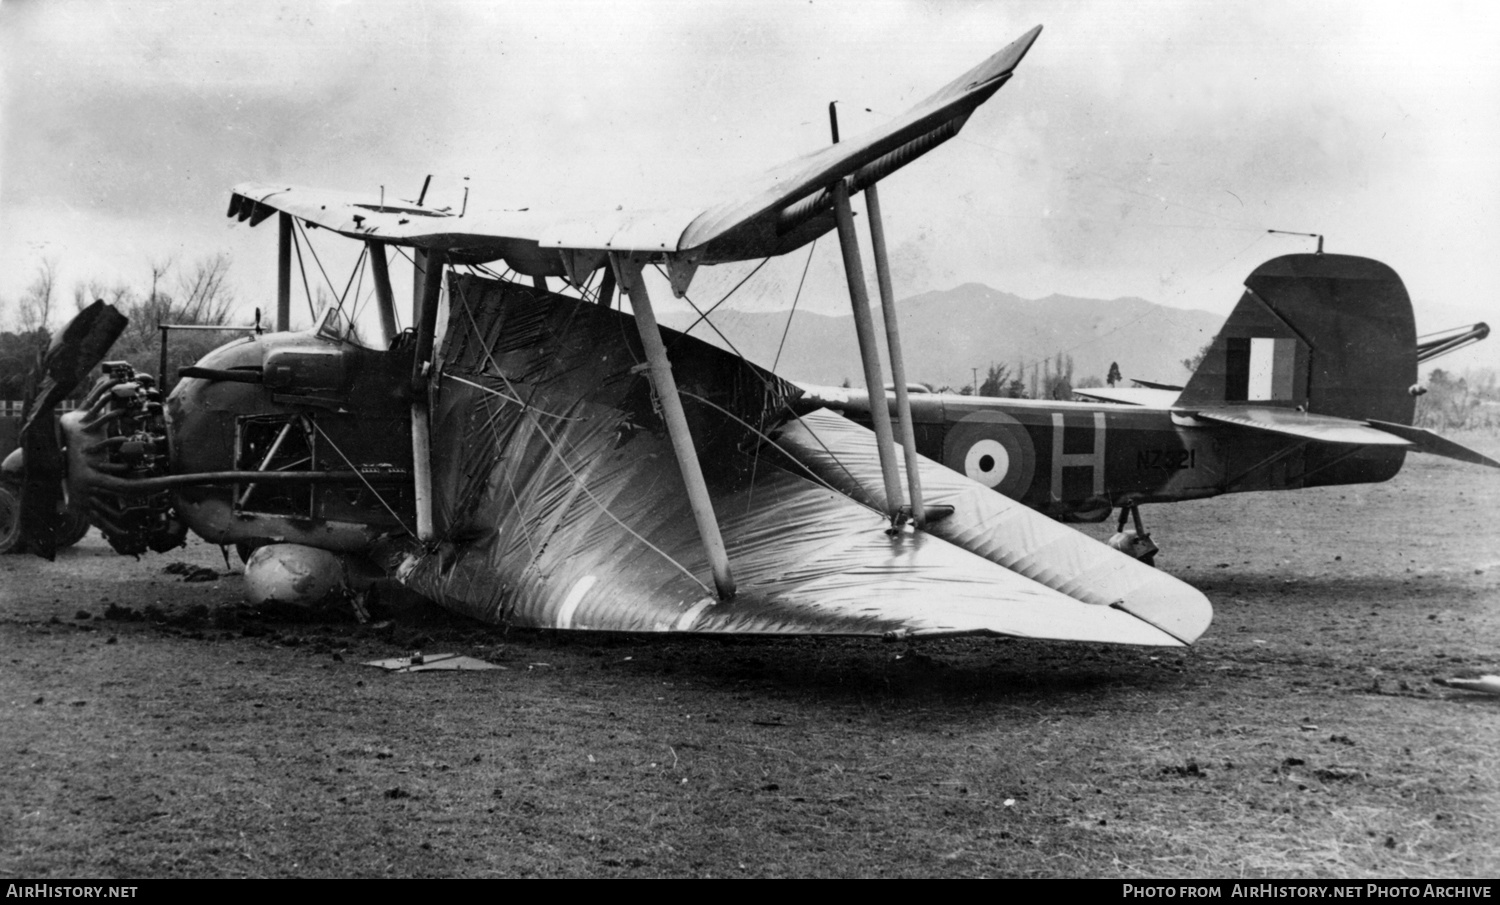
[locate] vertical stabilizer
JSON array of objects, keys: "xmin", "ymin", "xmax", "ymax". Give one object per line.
[{"xmin": 1178, "ymin": 254, "xmax": 1417, "ymax": 426}]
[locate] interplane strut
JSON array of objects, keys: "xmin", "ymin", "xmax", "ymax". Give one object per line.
[
  {"xmin": 612, "ymin": 253, "xmax": 736, "ymax": 600},
  {"xmin": 864, "ymin": 182, "xmax": 927, "ymax": 527},
  {"xmin": 831, "ymin": 179, "xmax": 905, "ymax": 522}
]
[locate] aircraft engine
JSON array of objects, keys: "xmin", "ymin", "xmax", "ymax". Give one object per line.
[
  {"xmin": 243, "ymin": 543, "xmax": 351, "ymax": 609},
  {"xmin": 62, "ymin": 363, "xmax": 186, "ymax": 555}
]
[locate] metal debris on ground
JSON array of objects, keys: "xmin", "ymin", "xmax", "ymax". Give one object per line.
[
  {"xmin": 362, "ymin": 651, "xmax": 503, "ymax": 673},
  {"xmin": 1433, "ymin": 675, "xmax": 1500, "ymax": 696}
]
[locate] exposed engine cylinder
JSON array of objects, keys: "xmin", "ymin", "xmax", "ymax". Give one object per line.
[{"xmin": 66, "ymin": 362, "xmax": 186, "ymax": 555}]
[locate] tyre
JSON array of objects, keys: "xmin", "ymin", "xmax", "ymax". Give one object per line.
[
  {"xmin": 0, "ymin": 481, "xmax": 22, "ymax": 554},
  {"xmin": 55, "ymin": 504, "xmax": 91, "ymax": 548}
]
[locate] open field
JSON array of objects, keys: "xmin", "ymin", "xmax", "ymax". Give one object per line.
[{"xmin": 3, "ymin": 446, "xmax": 1498, "ymax": 878}]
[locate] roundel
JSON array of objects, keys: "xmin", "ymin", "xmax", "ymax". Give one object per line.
[{"xmin": 943, "ymin": 410, "xmax": 1036, "ymax": 499}]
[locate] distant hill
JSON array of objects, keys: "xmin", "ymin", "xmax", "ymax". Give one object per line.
[{"xmin": 659, "ymin": 283, "xmax": 1224, "ymax": 390}]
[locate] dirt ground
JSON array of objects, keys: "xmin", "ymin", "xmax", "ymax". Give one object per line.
[{"xmin": 3, "ymin": 446, "xmax": 1498, "ymax": 879}]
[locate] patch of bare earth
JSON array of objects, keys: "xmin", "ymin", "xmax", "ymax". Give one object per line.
[{"xmin": 2, "ymin": 445, "xmax": 1497, "ymax": 878}]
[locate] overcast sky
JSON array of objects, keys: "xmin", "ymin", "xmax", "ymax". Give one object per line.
[{"xmin": 3, "ymin": 0, "xmax": 1496, "ymax": 372}]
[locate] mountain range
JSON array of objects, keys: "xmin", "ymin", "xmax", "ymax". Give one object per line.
[{"xmin": 659, "ymin": 283, "xmax": 1225, "ymax": 391}]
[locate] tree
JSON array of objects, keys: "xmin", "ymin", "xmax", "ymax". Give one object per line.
[
  {"xmin": 0, "ymin": 329, "xmax": 47, "ymax": 399},
  {"xmin": 1106, "ymin": 361, "xmax": 1122, "ymax": 387},
  {"xmin": 978, "ymin": 363, "xmax": 1011, "ymax": 397},
  {"xmin": 1035, "ymin": 352, "xmax": 1074, "ymax": 400},
  {"xmin": 0, "ymin": 253, "xmax": 244, "ymax": 401},
  {"xmin": 1414, "ymin": 367, "xmax": 1500, "ymax": 431},
  {"xmin": 17, "ymin": 259, "xmax": 59, "ymax": 335},
  {"xmin": 73, "ymin": 255, "xmax": 240, "ymax": 394},
  {"xmin": 175, "ymin": 253, "xmax": 235, "ymax": 326}
]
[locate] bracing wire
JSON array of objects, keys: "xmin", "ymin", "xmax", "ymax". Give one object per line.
[
  {"xmin": 650, "ymin": 263, "xmax": 747, "ymax": 361},
  {"xmin": 306, "ymin": 419, "xmax": 417, "ymax": 539},
  {"xmin": 772, "ymin": 239, "xmax": 819, "ymax": 375},
  {"xmin": 293, "ymin": 220, "xmax": 346, "ymax": 312},
  {"xmin": 449, "ymin": 278, "xmax": 712, "ymax": 594},
  {"xmin": 677, "ymin": 257, "xmax": 772, "ymax": 335},
  {"xmin": 288, "ymin": 227, "xmax": 318, "ymax": 324}
]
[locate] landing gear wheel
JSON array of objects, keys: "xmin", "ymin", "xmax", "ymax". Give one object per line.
[
  {"xmin": 55, "ymin": 506, "xmax": 91, "ymax": 549},
  {"xmin": 0, "ymin": 482, "xmax": 22, "ymax": 554},
  {"xmin": 1108, "ymin": 503, "xmax": 1160, "ymax": 567}
]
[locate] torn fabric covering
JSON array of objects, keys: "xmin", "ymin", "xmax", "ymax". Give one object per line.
[{"xmin": 397, "ymin": 274, "xmax": 1196, "ymax": 644}]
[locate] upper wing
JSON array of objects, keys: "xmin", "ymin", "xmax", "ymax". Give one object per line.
[{"xmin": 228, "ymin": 26, "xmax": 1042, "ymax": 277}]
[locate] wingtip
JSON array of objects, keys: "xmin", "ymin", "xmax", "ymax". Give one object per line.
[
  {"xmin": 1012, "ymin": 23, "xmax": 1044, "ymax": 58},
  {"xmin": 993, "ymin": 24, "xmax": 1044, "ymax": 74}
]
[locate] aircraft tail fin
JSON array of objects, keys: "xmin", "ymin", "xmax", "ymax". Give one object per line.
[{"xmin": 1176, "ymin": 253, "xmax": 1417, "ymax": 426}]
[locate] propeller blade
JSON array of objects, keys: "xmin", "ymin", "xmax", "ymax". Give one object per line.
[{"xmin": 17, "ymin": 301, "xmax": 128, "ymax": 559}]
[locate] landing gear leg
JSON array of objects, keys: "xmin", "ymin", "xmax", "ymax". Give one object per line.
[{"xmin": 1109, "ymin": 503, "xmax": 1159, "ymax": 567}]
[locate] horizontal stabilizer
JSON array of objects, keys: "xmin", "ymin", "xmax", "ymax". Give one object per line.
[
  {"xmin": 1130, "ymin": 378, "xmax": 1184, "ymax": 391},
  {"xmin": 1367, "ymin": 420, "xmax": 1500, "ymax": 468},
  {"xmin": 1188, "ymin": 407, "xmax": 1411, "ymax": 447},
  {"xmin": 774, "ymin": 409, "xmax": 1213, "ymax": 644},
  {"xmin": 1072, "ymin": 386, "xmax": 1179, "ymax": 407}
]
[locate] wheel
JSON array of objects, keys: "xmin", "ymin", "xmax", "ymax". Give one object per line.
[
  {"xmin": 0, "ymin": 481, "xmax": 22, "ymax": 554},
  {"xmin": 55, "ymin": 504, "xmax": 91, "ymax": 548}
]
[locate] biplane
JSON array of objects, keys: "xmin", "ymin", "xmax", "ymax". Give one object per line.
[
  {"xmin": 801, "ymin": 252, "xmax": 1497, "ymax": 563},
  {"xmin": 12, "ymin": 24, "xmax": 1223, "ymax": 646}
]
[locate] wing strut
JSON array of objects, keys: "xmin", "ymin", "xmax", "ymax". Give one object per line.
[
  {"xmin": 411, "ymin": 249, "xmax": 446, "ymax": 543},
  {"xmin": 864, "ymin": 182, "xmax": 927, "ymax": 526},
  {"xmin": 831, "ymin": 179, "xmax": 904, "ymax": 519},
  {"xmin": 611, "ymin": 253, "xmax": 736, "ymax": 599},
  {"xmin": 276, "ymin": 213, "xmax": 292, "ymax": 331},
  {"xmin": 367, "ymin": 241, "xmax": 398, "ymax": 346}
]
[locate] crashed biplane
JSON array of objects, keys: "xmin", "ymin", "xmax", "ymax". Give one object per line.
[
  {"xmin": 12, "ymin": 24, "xmax": 1220, "ymax": 646},
  {"xmin": 801, "ymin": 252, "xmax": 1497, "ymax": 563}
]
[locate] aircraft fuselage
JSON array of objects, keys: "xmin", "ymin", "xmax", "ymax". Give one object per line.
[{"xmin": 833, "ymin": 392, "xmax": 1404, "ymax": 521}]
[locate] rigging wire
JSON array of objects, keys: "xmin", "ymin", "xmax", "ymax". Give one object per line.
[
  {"xmin": 305, "ymin": 419, "xmax": 417, "ymax": 539},
  {"xmin": 677, "ymin": 257, "xmax": 772, "ymax": 335},
  {"xmin": 288, "ymin": 226, "xmax": 318, "ymax": 324},
  {"xmin": 345, "ymin": 248, "xmax": 370, "ymax": 331},
  {"xmin": 293, "ymin": 220, "xmax": 347, "ymax": 313},
  {"xmin": 676, "ymin": 388, "xmax": 873, "ymax": 514},
  {"xmin": 448, "ymin": 278, "xmax": 712, "ymax": 594},
  {"xmin": 772, "ymin": 238, "xmax": 819, "ymax": 375},
  {"xmin": 650, "ymin": 263, "xmax": 748, "ymax": 361},
  {"xmin": 331, "ymin": 245, "xmax": 369, "ymax": 337},
  {"xmin": 444, "ymin": 374, "xmax": 585, "ymax": 422}
]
